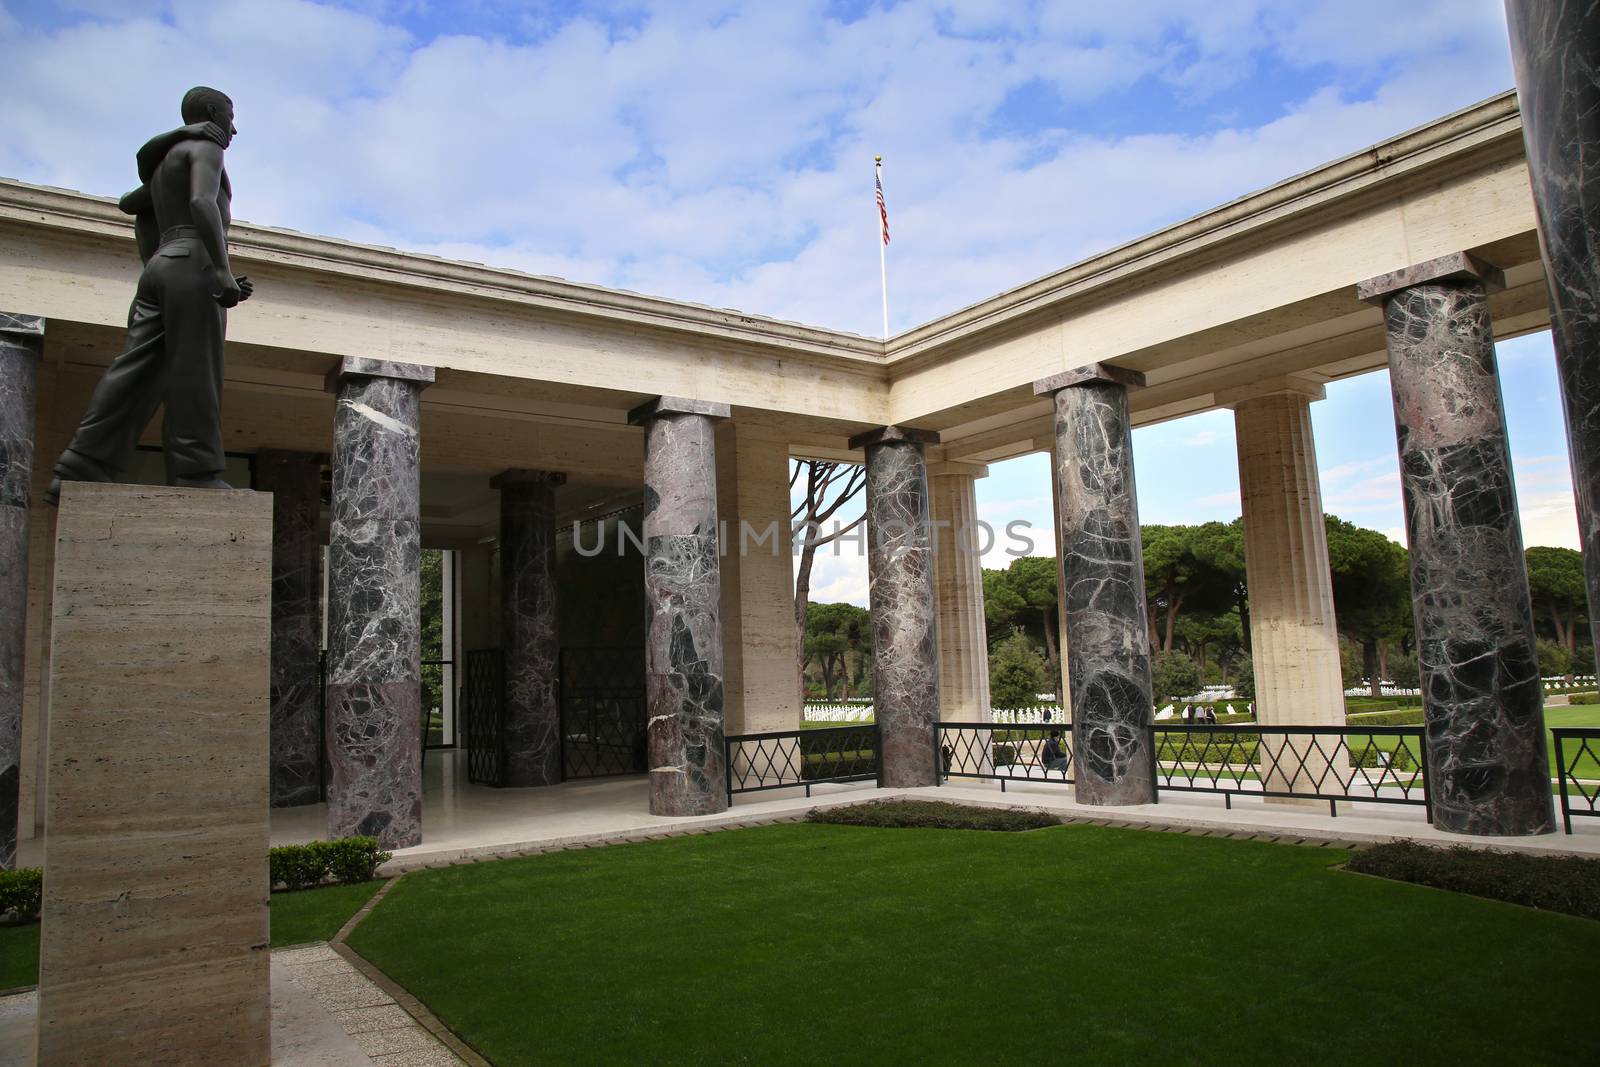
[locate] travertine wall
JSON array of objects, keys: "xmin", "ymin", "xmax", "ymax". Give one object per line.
[
  {"xmin": 38, "ymin": 483, "xmax": 270, "ymax": 1065},
  {"xmin": 715, "ymin": 420, "xmax": 801, "ymax": 735},
  {"xmin": 1232, "ymin": 389, "xmax": 1345, "ymax": 730}
]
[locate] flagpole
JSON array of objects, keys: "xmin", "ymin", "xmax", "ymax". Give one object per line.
[{"xmin": 876, "ymin": 155, "xmax": 889, "ymax": 340}]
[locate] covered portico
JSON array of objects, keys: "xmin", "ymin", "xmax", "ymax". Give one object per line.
[{"xmin": 1, "ymin": 88, "xmax": 1592, "ymax": 858}]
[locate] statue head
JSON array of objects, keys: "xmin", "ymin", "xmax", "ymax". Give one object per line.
[{"xmin": 180, "ymin": 86, "xmax": 236, "ymax": 145}]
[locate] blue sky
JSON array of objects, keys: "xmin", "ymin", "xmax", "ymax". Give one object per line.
[{"xmin": 0, "ymin": 1, "xmax": 1573, "ymax": 606}]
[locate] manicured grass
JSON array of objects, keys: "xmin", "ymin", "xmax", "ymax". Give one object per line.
[
  {"xmin": 0, "ymin": 924, "xmax": 39, "ymax": 991},
  {"xmin": 269, "ymin": 879, "xmax": 384, "ymax": 947},
  {"xmin": 0, "ymin": 879, "xmax": 384, "ymax": 991},
  {"xmin": 348, "ymin": 824, "xmax": 1600, "ymax": 1066}
]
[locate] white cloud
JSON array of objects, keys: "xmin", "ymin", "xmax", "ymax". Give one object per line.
[{"xmin": 0, "ymin": 0, "xmax": 1522, "ymax": 337}]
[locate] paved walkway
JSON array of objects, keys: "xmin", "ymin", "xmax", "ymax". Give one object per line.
[{"xmin": 0, "ymin": 945, "xmax": 466, "ymax": 1066}]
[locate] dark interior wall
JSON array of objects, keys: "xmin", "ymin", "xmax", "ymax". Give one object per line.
[{"xmin": 558, "ymin": 511, "xmax": 645, "ymax": 651}]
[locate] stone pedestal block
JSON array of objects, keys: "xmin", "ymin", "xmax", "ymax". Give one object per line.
[{"xmin": 38, "ymin": 483, "xmax": 271, "ymax": 1066}]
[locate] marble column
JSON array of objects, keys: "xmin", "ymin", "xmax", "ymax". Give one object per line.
[
  {"xmin": 255, "ymin": 450, "xmax": 325, "ymax": 808},
  {"xmin": 0, "ymin": 313, "xmax": 41, "ymax": 869},
  {"xmin": 1505, "ymin": 0, "xmax": 1600, "ymax": 671},
  {"xmin": 628, "ymin": 397, "xmax": 729, "ymax": 817},
  {"xmin": 1035, "ymin": 365, "xmax": 1156, "ymax": 806},
  {"xmin": 324, "ymin": 357, "xmax": 434, "ymax": 849},
  {"xmin": 848, "ymin": 425, "xmax": 942, "ymax": 788},
  {"xmin": 1358, "ymin": 253, "xmax": 1554, "ymax": 836},
  {"xmin": 929, "ymin": 462, "xmax": 991, "ymax": 720},
  {"xmin": 492, "ymin": 468, "xmax": 565, "ymax": 787}
]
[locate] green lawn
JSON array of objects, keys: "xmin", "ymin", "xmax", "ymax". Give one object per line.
[
  {"xmin": 0, "ymin": 923, "xmax": 39, "ymax": 991},
  {"xmin": 347, "ymin": 823, "xmax": 1599, "ymax": 1066},
  {"xmin": 0, "ymin": 879, "xmax": 384, "ymax": 991}
]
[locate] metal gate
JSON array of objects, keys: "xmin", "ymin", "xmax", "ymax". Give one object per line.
[
  {"xmin": 560, "ymin": 646, "xmax": 647, "ymax": 779},
  {"xmin": 462, "ymin": 648, "xmax": 506, "ymax": 786}
]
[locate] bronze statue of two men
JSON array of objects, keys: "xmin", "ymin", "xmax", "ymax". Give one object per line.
[{"xmin": 45, "ymin": 86, "xmax": 251, "ymax": 505}]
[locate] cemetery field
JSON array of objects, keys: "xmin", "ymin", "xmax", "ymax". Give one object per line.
[{"xmin": 347, "ymin": 823, "xmax": 1599, "ymax": 1065}]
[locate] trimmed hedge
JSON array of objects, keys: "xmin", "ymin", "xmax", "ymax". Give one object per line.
[
  {"xmin": 1346, "ymin": 708, "xmax": 1426, "ymax": 726},
  {"xmin": 1570, "ymin": 692, "xmax": 1599, "ymax": 706},
  {"xmin": 1345, "ymin": 840, "xmax": 1600, "ymax": 921},
  {"xmin": 807, "ymin": 800, "xmax": 1058, "ymax": 832},
  {"xmin": 0, "ymin": 868, "xmax": 42, "ymax": 924},
  {"xmin": 270, "ymin": 836, "xmax": 392, "ymax": 892}
]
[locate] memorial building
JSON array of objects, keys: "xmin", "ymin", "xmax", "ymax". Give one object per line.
[{"xmin": 0, "ymin": 86, "xmax": 1590, "ymax": 863}]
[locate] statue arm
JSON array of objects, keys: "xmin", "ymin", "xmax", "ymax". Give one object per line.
[
  {"xmin": 135, "ymin": 122, "xmax": 226, "ymax": 183},
  {"xmin": 188, "ymin": 142, "xmax": 240, "ymax": 307}
]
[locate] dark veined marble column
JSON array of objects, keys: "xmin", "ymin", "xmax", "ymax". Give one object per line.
[
  {"xmin": 1505, "ymin": 0, "xmax": 1600, "ymax": 670},
  {"xmin": 848, "ymin": 425, "xmax": 942, "ymax": 788},
  {"xmin": 1035, "ymin": 365, "xmax": 1156, "ymax": 806},
  {"xmin": 1358, "ymin": 253, "xmax": 1554, "ymax": 836},
  {"xmin": 324, "ymin": 357, "xmax": 434, "ymax": 848},
  {"xmin": 0, "ymin": 313, "xmax": 41, "ymax": 869},
  {"xmin": 628, "ymin": 397, "xmax": 729, "ymax": 816},
  {"xmin": 492, "ymin": 469, "xmax": 565, "ymax": 787},
  {"xmin": 255, "ymin": 450, "xmax": 325, "ymax": 808}
]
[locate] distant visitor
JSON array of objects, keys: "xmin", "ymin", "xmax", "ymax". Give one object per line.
[{"xmin": 45, "ymin": 86, "xmax": 251, "ymax": 505}]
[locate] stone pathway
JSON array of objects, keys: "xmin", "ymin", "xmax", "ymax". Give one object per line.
[{"xmin": 0, "ymin": 945, "xmax": 469, "ymax": 1066}]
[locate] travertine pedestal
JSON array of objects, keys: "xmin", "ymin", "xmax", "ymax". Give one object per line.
[
  {"xmin": 850, "ymin": 425, "xmax": 942, "ymax": 788},
  {"xmin": 1036, "ymin": 365, "xmax": 1156, "ymax": 806},
  {"xmin": 38, "ymin": 483, "xmax": 271, "ymax": 1066}
]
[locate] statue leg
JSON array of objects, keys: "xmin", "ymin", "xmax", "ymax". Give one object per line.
[
  {"xmin": 53, "ymin": 287, "xmax": 168, "ymax": 486},
  {"xmin": 157, "ymin": 249, "xmax": 227, "ymax": 482}
]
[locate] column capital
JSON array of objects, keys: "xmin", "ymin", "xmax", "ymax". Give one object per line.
[
  {"xmin": 1033, "ymin": 362, "xmax": 1145, "ymax": 396},
  {"xmin": 1356, "ymin": 251, "xmax": 1506, "ymax": 306},
  {"xmin": 491, "ymin": 468, "xmax": 567, "ymax": 488},
  {"xmin": 626, "ymin": 396, "xmax": 730, "ymax": 425},
  {"xmin": 1216, "ymin": 375, "xmax": 1326, "ymax": 408},
  {"xmin": 0, "ymin": 313, "xmax": 44, "ymax": 342},
  {"xmin": 323, "ymin": 356, "xmax": 436, "ymax": 394},
  {"xmin": 846, "ymin": 424, "xmax": 940, "ymax": 451}
]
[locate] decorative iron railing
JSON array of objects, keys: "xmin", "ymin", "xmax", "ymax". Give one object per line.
[
  {"xmin": 462, "ymin": 648, "xmax": 505, "ymax": 786},
  {"xmin": 1553, "ymin": 727, "xmax": 1600, "ymax": 835},
  {"xmin": 938, "ymin": 722, "xmax": 1074, "ymax": 790},
  {"xmin": 560, "ymin": 646, "xmax": 647, "ymax": 780},
  {"xmin": 1152, "ymin": 723, "xmax": 1431, "ymax": 819},
  {"xmin": 935, "ymin": 721, "xmax": 1433, "ymax": 818},
  {"xmin": 725, "ymin": 724, "xmax": 880, "ymax": 800}
]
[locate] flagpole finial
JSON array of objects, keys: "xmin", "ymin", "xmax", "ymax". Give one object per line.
[{"xmin": 874, "ymin": 154, "xmax": 882, "ymax": 163}]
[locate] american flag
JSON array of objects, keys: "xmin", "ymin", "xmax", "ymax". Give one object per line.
[{"xmin": 876, "ymin": 166, "xmax": 890, "ymax": 246}]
